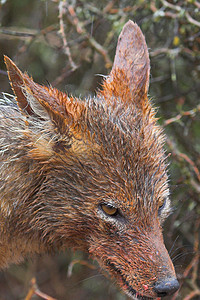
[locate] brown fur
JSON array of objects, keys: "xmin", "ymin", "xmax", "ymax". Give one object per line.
[{"xmin": 0, "ymin": 21, "xmax": 178, "ymax": 299}]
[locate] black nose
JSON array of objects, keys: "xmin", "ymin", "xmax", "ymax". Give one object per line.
[{"xmin": 154, "ymin": 278, "xmax": 179, "ymax": 297}]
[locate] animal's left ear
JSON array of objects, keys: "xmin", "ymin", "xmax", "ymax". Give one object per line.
[{"xmin": 101, "ymin": 20, "xmax": 150, "ymax": 110}]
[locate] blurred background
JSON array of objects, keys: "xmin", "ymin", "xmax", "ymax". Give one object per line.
[{"xmin": 0, "ymin": 0, "xmax": 199, "ymax": 299}]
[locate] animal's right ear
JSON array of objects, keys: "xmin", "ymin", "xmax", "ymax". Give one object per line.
[
  {"xmin": 4, "ymin": 56, "xmax": 53, "ymax": 119},
  {"xmin": 101, "ymin": 21, "xmax": 150, "ymax": 111},
  {"xmin": 4, "ymin": 56, "xmax": 77, "ymax": 134}
]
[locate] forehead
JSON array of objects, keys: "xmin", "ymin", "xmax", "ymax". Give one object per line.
[
  {"xmin": 84, "ymin": 101, "xmax": 168, "ymax": 210},
  {"xmin": 101, "ymin": 172, "xmax": 169, "ymax": 205}
]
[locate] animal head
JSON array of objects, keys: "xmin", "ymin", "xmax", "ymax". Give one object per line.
[{"xmin": 5, "ymin": 20, "xmax": 179, "ymax": 299}]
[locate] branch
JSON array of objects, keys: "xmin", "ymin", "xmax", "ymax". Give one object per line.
[
  {"xmin": 58, "ymin": 0, "xmax": 78, "ymax": 71},
  {"xmin": 67, "ymin": 4, "xmax": 112, "ymax": 68},
  {"xmin": 25, "ymin": 278, "xmax": 57, "ymax": 300},
  {"xmin": 185, "ymin": 11, "xmax": 200, "ymax": 28},
  {"xmin": 167, "ymin": 138, "xmax": 200, "ymax": 184},
  {"xmin": 67, "ymin": 259, "xmax": 96, "ymax": 277},
  {"xmin": 163, "ymin": 104, "xmax": 200, "ymax": 126},
  {"xmin": 161, "ymin": 0, "xmax": 182, "ymax": 12},
  {"xmin": 0, "ymin": 28, "xmax": 37, "ymax": 37}
]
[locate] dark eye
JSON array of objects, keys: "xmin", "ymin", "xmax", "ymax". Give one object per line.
[
  {"xmin": 101, "ymin": 203, "xmax": 119, "ymax": 217},
  {"xmin": 158, "ymin": 198, "xmax": 166, "ymax": 213}
]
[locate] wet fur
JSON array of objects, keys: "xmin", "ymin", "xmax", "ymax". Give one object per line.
[{"xmin": 0, "ymin": 21, "xmax": 177, "ymax": 299}]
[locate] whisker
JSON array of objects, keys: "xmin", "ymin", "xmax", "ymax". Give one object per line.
[
  {"xmin": 169, "ymin": 235, "xmax": 179, "ymax": 255},
  {"xmin": 67, "ymin": 273, "xmax": 104, "ymax": 289},
  {"xmin": 171, "ymin": 245, "xmax": 193, "ymax": 258},
  {"xmin": 172, "ymin": 251, "xmax": 196, "ymax": 263}
]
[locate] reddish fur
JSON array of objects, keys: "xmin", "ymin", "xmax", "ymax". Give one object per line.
[{"xmin": 0, "ymin": 21, "xmax": 178, "ymax": 299}]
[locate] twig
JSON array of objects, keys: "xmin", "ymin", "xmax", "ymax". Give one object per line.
[
  {"xmin": 185, "ymin": 11, "xmax": 200, "ymax": 28},
  {"xmin": 190, "ymin": 179, "xmax": 200, "ymax": 194},
  {"xmin": 0, "ymin": 24, "xmax": 58, "ymax": 39},
  {"xmin": 167, "ymin": 139, "xmax": 200, "ymax": 183},
  {"xmin": 193, "ymin": 0, "xmax": 200, "ymax": 9},
  {"xmin": 164, "ymin": 11, "xmax": 180, "ymax": 19},
  {"xmin": 51, "ymin": 65, "xmax": 73, "ymax": 86},
  {"xmin": 172, "ymin": 221, "xmax": 200, "ymax": 300},
  {"xmin": 183, "ymin": 221, "xmax": 200, "ymax": 299},
  {"xmin": 0, "ymin": 69, "xmax": 7, "ymax": 76},
  {"xmin": 192, "ymin": 220, "xmax": 199, "ymax": 283},
  {"xmin": 88, "ymin": 36, "xmax": 112, "ymax": 68},
  {"xmin": 150, "ymin": 47, "xmax": 180, "ymax": 57},
  {"xmin": 0, "ymin": 28, "xmax": 37, "ymax": 37},
  {"xmin": 67, "ymin": 4, "xmax": 112, "ymax": 68},
  {"xmin": 25, "ymin": 278, "xmax": 57, "ymax": 300},
  {"xmin": 161, "ymin": 0, "xmax": 182, "ymax": 12},
  {"xmin": 183, "ymin": 290, "xmax": 200, "ymax": 300},
  {"xmin": 183, "ymin": 246, "xmax": 199, "ymax": 279},
  {"xmin": 67, "ymin": 259, "xmax": 96, "ymax": 278},
  {"xmin": 163, "ymin": 104, "xmax": 200, "ymax": 126},
  {"xmin": 58, "ymin": 0, "xmax": 78, "ymax": 71}
]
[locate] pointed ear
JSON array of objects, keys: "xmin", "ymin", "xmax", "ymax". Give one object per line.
[
  {"xmin": 102, "ymin": 21, "xmax": 150, "ymax": 109},
  {"xmin": 4, "ymin": 56, "xmax": 86, "ymax": 135},
  {"xmin": 4, "ymin": 55, "xmax": 35, "ymax": 115},
  {"xmin": 4, "ymin": 55, "xmax": 54, "ymax": 119}
]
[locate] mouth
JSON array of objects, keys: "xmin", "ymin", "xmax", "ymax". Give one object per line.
[{"xmin": 106, "ymin": 260, "xmax": 155, "ymax": 300}]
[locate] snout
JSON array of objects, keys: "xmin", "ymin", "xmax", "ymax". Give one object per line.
[{"xmin": 154, "ymin": 277, "xmax": 179, "ymax": 297}]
